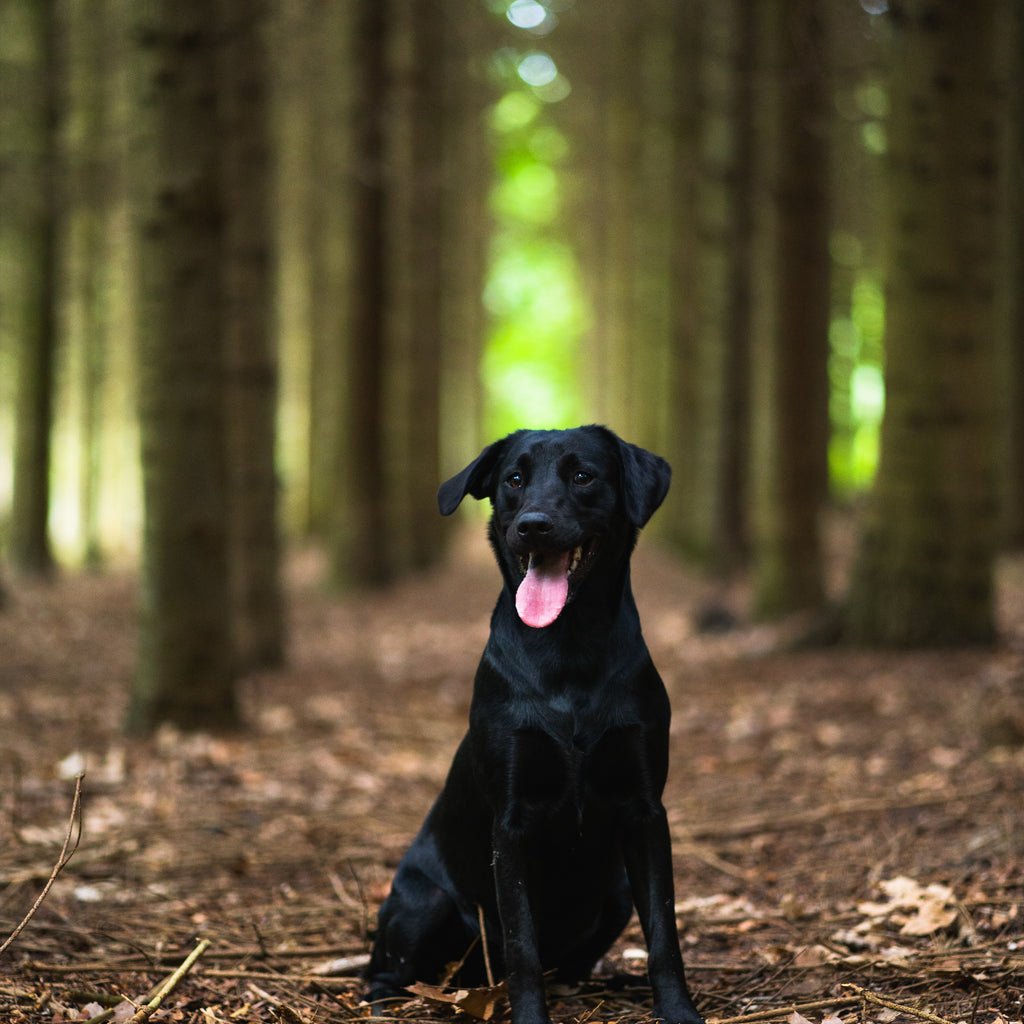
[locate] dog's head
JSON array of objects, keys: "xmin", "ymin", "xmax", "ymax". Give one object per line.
[{"xmin": 438, "ymin": 426, "xmax": 670, "ymax": 628}]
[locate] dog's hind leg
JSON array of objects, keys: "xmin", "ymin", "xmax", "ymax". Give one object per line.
[{"xmin": 365, "ymin": 865, "xmax": 474, "ymax": 1003}]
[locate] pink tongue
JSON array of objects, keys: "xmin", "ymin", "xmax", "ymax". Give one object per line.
[{"xmin": 515, "ymin": 552, "xmax": 570, "ymax": 628}]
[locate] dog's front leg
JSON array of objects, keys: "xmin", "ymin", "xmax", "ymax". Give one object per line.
[
  {"xmin": 492, "ymin": 822, "xmax": 551, "ymax": 1024},
  {"xmin": 624, "ymin": 806, "xmax": 705, "ymax": 1024}
]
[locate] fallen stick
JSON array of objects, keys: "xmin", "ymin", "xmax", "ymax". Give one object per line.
[
  {"xmin": 0, "ymin": 773, "xmax": 84, "ymax": 959},
  {"xmin": 122, "ymin": 938, "xmax": 211, "ymax": 1023},
  {"xmin": 709, "ymin": 994, "xmax": 861, "ymax": 1023},
  {"xmin": 683, "ymin": 783, "xmax": 996, "ymax": 842},
  {"xmin": 309, "ymin": 952, "xmax": 373, "ymax": 976},
  {"xmin": 675, "ymin": 840, "xmax": 748, "ymax": 879},
  {"xmin": 477, "ymin": 903, "xmax": 495, "ymax": 988},
  {"xmin": 204, "ymin": 968, "xmax": 360, "ymax": 986},
  {"xmin": 842, "ymin": 983, "xmax": 957, "ymax": 1024}
]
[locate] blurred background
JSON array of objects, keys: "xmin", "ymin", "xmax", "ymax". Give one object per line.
[{"xmin": 0, "ymin": 0, "xmax": 1021, "ymax": 726}]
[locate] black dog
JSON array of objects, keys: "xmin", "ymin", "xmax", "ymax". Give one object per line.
[{"xmin": 365, "ymin": 426, "xmax": 704, "ymax": 1024}]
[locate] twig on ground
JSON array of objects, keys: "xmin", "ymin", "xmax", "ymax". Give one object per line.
[
  {"xmin": 204, "ymin": 967, "xmax": 363, "ymax": 987},
  {"xmin": 675, "ymin": 840, "xmax": 748, "ymax": 879},
  {"xmin": 477, "ymin": 903, "xmax": 495, "ymax": 988},
  {"xmin": 247, "ymin": 982, "xmax": 307, "ymax": 1022},
  {"xmin": 685, "ymin": 783, "xmax": 997, "ymax": 842},
  {"xmin": 709, "ymin": 995, "xmax": 862, "ymax": 1023},
  {"xmin": 122, "ymin": 938, "xmax": 212, "ymax": 1023},
  {"xmin": 842, "ymin": 983, "xmax": 957, "ymax": 1024},
  {"xmin": 0, "ymin": 773, "xmax": 85, "ymax": 959},
  {"xmin": 309, "ymin": 952, "xmax": 373, "ymax": 976}
]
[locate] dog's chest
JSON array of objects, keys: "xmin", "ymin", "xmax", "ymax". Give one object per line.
[{"xmin": 505, "ymin": 694, "xmax": 650, "ymax": 816}]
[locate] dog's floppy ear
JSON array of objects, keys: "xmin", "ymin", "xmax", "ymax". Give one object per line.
[
  {"xmin": 616, "ymin": 437, "xmax": 671, "ymax": 528},
  {"xmin": 437, "ymin": 434, "xmax": 517, "ymax": 516}
]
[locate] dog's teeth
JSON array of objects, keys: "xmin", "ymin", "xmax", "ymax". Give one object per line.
[{"xmin": 570, "ymin": 547, "xmax": 582, "ymax": 574}]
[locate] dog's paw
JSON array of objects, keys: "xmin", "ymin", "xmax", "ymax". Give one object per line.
[
  {"xmin": 365, "ymin": 979, "xmax": 408, "ymax": 1009},
  {"xmin": 652, "ymin": 1000, "xmax": 706, "ymax": 1024}
]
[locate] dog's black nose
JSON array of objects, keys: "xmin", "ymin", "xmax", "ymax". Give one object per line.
[{"xmin": 516, "ymin": 512, "xmax": 554, "ymax": 542}]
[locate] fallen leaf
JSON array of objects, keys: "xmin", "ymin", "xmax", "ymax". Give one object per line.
[
  {"xmin": 875, "ymin": 944, "xmax": 917, "ymax": 965},
  {"xmin": 407, "ymin": 980, "xmax": 509, "ymax": 1021},
  {"xmin": 900, "ymin": 897, "xmax": 958, "ymax": 936},
  {"xmin": 791, "ymin": 944, "xmax": 838, "ymax": 967},
  {"xmin": 857, "ymin": 876, "xmax": 958, "ymax": 936}
]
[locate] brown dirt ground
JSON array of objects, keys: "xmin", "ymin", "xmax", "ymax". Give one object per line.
[{"xmin": 1, "ymin": 526, "xmax": 1023, "ymax": 1024}]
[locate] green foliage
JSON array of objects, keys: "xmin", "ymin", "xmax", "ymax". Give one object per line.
[
  {"xmin": 483, "ymin": 234, "xmax": 586, "ymax": 433},
  {"xmin": 829, "ymin": 273, "xmax": 886, "ymax": 497},
  {"xmin": 490, "ymin": 155, "xmax": 560, "ymax": 227},
  {"xmin": 483, "ymin": 60, "xmax": 586, "ymax": 436}
]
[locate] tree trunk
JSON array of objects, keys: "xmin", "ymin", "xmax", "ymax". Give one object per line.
[
  {"xmin": 328, "ymin": 0, "xmax": 390, "ymax": 589},
  {"xmin": 679, "ymin": 0, "xmax": 752, "ymax": 570},
  {"xmin": 128, "ymin": 0, "xmax": 238, "ymax": 731},
  {"xmin": 595, "ymin": 1, "xmax": 640, "ymax": 432},
  {"xmin": 387, "ymin": 0, "xmax": 446, "ymax": 572},
  {"xmin": 750, "ymin": 0, "xmax": 830, "ymax": 618},
  {"xmin": 273, "ymin": 0, "xmax": 319, "ymax": 537},
  {"xmin": 2, "ymin": 0, "xmax": 59, "ymax": 576},
  {"xmin": 306, "ymin": 0, "xmax": 352, "ymax": 541},
  {"xmin": 628, "ymin": 1, "xmax": 677, "ymax": 457},
  {"xmin": 995, "ymin": 0, "xmax": 1024, "ymax": 548},
  {"xmin": 219, "ymin": 0, "xmax": 284, "ymax": 670},
  {"xmin": 845, "ymin": 0, "xmax": 1001, "ymax": 646},
  {"xmin": 440, "ymin": 5, "xmax": 492, "ymax": 480},
  {"xmin": 661, "ymin": 6, "xmax": 700, "ymax": 557},
  {"xmin": 63, "ymin": 0, "xmax": 107, "ymax": 568}
]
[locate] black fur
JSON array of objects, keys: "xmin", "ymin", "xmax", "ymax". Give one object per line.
[{"xmin": 365, "ymin": 426, "xmax": 703, "ymax": 1024}]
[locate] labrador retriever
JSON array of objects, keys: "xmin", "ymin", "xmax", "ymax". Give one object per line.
[{"xmin": 365, "ymin": 426, "xmax": 704, "ymax": 1024}]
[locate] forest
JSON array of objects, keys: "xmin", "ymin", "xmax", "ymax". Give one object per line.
[{"xmin": 1, "ymin": 0, "xmax": 1023, "ymax": 1021}]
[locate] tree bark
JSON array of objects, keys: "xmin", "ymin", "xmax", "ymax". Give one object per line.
[
  {"xmin": 273, "ymin": 0, "xmax": 321, "ymax": 538},
  {"xmin": 387, "ymin": 0, "xmax": 447, "ymax": 571},
  {"xmin": 219, "ymin": 0, "xmax": 284, "ymax": 670},
  {"xmin": 2, "ymin": 0, "xmax": 59, "ymax": 576},
  {"xmin": 440, "ymin": 5, "xmax": 492, "ymax": 481},
  {"xmin": 845, "ymin": 0, "xmax": 1002, "ymax": 645},
  {"xmin": 679, "ymin": 0, "xmax": 752, "ymax": 570},
  {"xmin": 995, "ymin": 0, "xmax": 1023, "ymax": 548},
  {"xmin": 328, "ymin": 0, "xmax": 390, "ymax": 589},
  {"xmin": 750, "ymin": 0, "xmax": 830, "ymax": 618},
  {"xmin": 128, "ymin": 0, "xmax": 238, "ymax": 731},
  {"xmin": 661, "ymin": 5, "xmax": 700, "ymax": 558}
]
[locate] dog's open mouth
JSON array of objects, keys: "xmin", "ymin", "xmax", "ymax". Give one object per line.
[{"xmin": 515, "ymin": 542, "xmax": 597, "ymax": 629}]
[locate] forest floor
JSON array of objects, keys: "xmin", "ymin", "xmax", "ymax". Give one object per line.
[{"xmin": 2, "ymin": 523, "xmax": 1024, "ymax": 1024}]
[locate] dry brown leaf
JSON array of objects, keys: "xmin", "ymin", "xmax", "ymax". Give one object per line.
[
  {"xmin": 406, "ymin": 980, "xmax": 509, "ymax": 1021},
  {"xmin": 791, "ymin": 945, "xmax": 838, "ymax": 967},
  {"xmin": 857, "ymin": 876, "xmax": 958, "ymax": 936},
  {"xmin": 899, "ymin": 898, "xmax": 958, "ymax": 936}
]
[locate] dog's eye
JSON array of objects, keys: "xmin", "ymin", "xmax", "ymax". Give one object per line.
[
  {"xmin": 506, "ymin": 472, "xmax": 523, "ymax": 489},
  {"xmin": 573, "ymin": 471, "xmax": 593, "ymax": 486}
]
